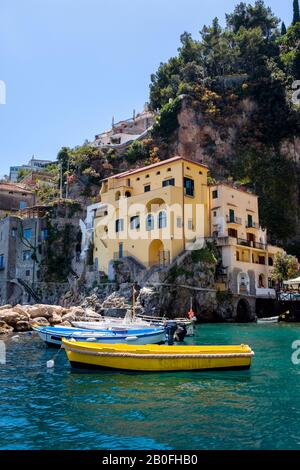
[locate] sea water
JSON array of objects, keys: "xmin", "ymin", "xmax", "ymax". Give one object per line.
[{"xmin": 0, "ymin": 323, "xmax": 300, "ymax": 450}]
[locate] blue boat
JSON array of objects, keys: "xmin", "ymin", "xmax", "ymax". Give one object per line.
[{"xmin": 33, "ymin": 325, "xmax": 165, "ymax": 348}]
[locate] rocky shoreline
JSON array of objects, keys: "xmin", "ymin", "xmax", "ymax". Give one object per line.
[{"xmin": 0, "ymin": 292, "xmax": 132, "ymax": 335}]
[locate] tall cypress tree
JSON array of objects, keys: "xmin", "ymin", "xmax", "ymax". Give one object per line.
[
  {"xmin": 293, "ymin": 0, "xmax": 300, "ymax": 24},
  {"xmin": 281, "ymin": 21, "xmax": 287, "ymax": 35}
]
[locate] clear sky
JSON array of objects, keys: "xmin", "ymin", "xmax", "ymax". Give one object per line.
[{"xmin": 0, "ymin": 0, "xmax": 292, "ymax": 177}]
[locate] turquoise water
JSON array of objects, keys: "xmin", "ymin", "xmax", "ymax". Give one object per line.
[{"xmin": 1, "ymin": 323, "xmax": 300, "ymax": 450}]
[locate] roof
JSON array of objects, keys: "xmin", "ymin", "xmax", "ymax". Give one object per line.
[
  {"xmin": 0, "ymin": 183, "xmax": 34, "ymax": 195},
  {"xmin": 210, "ymin": 182, "xmax": 257, "ymax": 198},
  {"xmin": 108, "ymin": 156, "xmax": 209, "ymax": 181}
]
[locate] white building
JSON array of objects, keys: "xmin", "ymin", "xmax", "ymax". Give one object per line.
[
  {"xmin": 91, "ymin": 104, "xmax": 156, "ymax": 150},
  {"xmin": 9, "ymin": 157, "xmax": 53, "ymax": 182}
]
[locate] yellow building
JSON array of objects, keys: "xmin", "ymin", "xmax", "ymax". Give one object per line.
[
  {"xmin": 209, "ymin": 183, "xmax": 283, "ymax": 298},
  {"xmin": 94, "ymin": 156, "xmax": 209, "ymax": 276}
]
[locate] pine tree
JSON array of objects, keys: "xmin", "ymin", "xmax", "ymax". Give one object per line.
[
  {"xmin": 281, "ymin": 22, "xmax": 287, "ymax": 35},
  {"xmin": 293, "ymin": 0, "xmax": 300, "ymax": 25}
]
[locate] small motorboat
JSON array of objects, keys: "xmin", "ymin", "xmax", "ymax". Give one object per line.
[
  {"xmin": 62, "ymin": 340, "xmax": 255, "ymax": 372},
  {"xmin": 33, "ymin": 325, "xmax": 165, "ymax": 348},
  {"xmin": 257, "ymin": 316, "xmax": 279, "ymax": 324}
]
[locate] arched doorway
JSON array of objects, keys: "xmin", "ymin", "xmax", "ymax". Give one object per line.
[
  {"xmin": 236, "ymin": 299, "xmax": 252, "ymax": 323},
  {"xmin": 238, "ymin": 272, "xmax": 250, "ymax": 295},
  {"xmin": 149, "ymin": 239, "xmax": 164, "ymax": 267},
  {"xmin": 258, "ymin": 274, "xmax": 266, "ymax": 288}
]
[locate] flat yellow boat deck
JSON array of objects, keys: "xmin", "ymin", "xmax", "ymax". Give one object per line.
[{"xmin": 63, "ymin": 340, "xmax": 254, "ymax": 372}]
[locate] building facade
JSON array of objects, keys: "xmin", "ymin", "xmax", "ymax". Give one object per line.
[
  {"xmin": 93, "ymin": 156, "xmax": 209, "ymax": 276},
  {"xmin": 0, "ymin": 211, "xmax": 48, "ymax": 305},
  {"xmin": 9, "ymin": 157, "xmax": 53, "ymax": 182},
  {"xmin": 209, "ymin": 183, "xmax": 283, "ymax": 298},
  {"xmin": 0, "ymin": 183, "xmax": 36, "ymax": 219},
  {"xmin": 92, "ymin": 104, "xmax": 156, "ymax": 150}
]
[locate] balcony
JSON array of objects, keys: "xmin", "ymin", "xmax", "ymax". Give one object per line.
[
  {"xmin": 226, "ymin": 215, "xmax": 242, "ymax": 225},
  {"xmin": 256, "ymin": 288, "xmax": 276, "ymax": 299},
  {"xmin": 246, "ymin": 221, "xmax": 259, "ymax": 229}
]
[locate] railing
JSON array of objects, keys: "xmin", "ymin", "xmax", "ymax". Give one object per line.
[
  {"xmin": 226, "ymin": 215, "xmax": 242, "ymax": 225},
  {"xmin": 237, "ymin": 239, "xmax": 267, "ymax": 250},
  {"xmin": 277, "ymin": 291, "xmax": 300, "ymax": 302},
  {"xmin": 246, "ymin": 221, "xmax": 259, "ymax": 229},
  {"xmin": 237, "ymin": 238, "xmax": 251, "ymax": 247},
  {"xmin": 253, "ymin": 241, "xmax": 266, "ymax": 250}
]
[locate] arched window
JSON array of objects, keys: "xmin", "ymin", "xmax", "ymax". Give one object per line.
[
  {"xmin": 115, "ymin": 191, "xmax": 121, "ymax": 201},
  {"xmin": 146, "ymin": 214, "xmax": 154, "ymax": 231},
  {"xmin": 158, "ymin": 211, "xmax": 167, "ymax": 229},
  {"xmin": 125, "ymin": 191, "xmax": 131, "ymax": 198}
]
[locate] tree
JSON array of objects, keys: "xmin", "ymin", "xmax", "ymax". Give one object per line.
[
  {"xmin": 17, "ymin": 168, "xmax": 31, "ymax": 182},
  {"xmin": 226, "ymin": 1, "xmax": 280, "ymax": 39},
  {"xmin": 272, "ymin": 252, "xmax": 299, "ymax": 282},
  {"xmin": 279, "ymin": 22, "xmax": 300, "ymax": 78},
  {"xmin": 293, "ymin": 0, "xmax": 300, "ymax": 25},
  {"xmin": 281, "ymin": 22, "xmax": 287, "ymax": 35}
]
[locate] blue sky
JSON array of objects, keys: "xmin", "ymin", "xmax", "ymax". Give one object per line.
[{"xmin": 0, "ymin": 0, "xmax": 292, "ymax": 177}]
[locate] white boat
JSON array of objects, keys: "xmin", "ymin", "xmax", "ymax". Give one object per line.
[
  {"xmin": 257, "ymin": 316, "xmax": 279, "ymax": 324},
  {"xmin": 72, "ymin": 317, "xmax": 195, "ymax": 337},
  {"xmin": 33, "ymin": 325, "xmax": 165, "ymax": 348}
]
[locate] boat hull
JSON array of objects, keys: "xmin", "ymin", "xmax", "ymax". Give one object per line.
[
  {"xmin": 72, "ymin": 320, "xmax": 195, "ymax": 337},
  {"xmin": 63, "ymin": 341, "xmax": 254, "ymax": 372},
  {"xmin": 33, "ymin": 326, "xmax": 165, "ymax": 347}
]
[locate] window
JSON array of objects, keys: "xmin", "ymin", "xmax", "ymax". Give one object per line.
[
  {"xmin": 24, "ymin": 229, "xmax": 32, "ymax": 240},
  {"xmin": 184, "ymin": 178, "xmax": 195, "ymax": 197},
  {"xmin": 229, "ymin": 209, "xmax": 235, "ymax": 223},
  {"xmin": 23, "ymin": 250, "xmax": 31, "ymax": 261},
  {"xmin": 167, "ymin": 168, "xmax": 172, "ymax": 172},
  {"xmin": 212, "ymin": 190, "xmax": 218, "ymax": 199},
  {"xmin": 125, "ymin": 191, "xmax": 131, "ymax": 198},
  {"xmin": 268, "ymin": 257, "xmax": 274, "ymax": 267},
  {"xmin": 144, "ymin": 185, "xmax": 151, "ymax": 193},
  {"xmin": 236, "ymin": 251, "xmax": 240, "ymax": 261},
  {"xmin": 137, "ymin": 177, "xmax": 140, "ymax": 181},
  {"xmin": 0, "ymin": 254, "xmax": 4, "ymax": 269},
  {"xmin": 19, "ymin": 201, "xmax": 27, "ymax": 209},
  {"xmin": 94, "ymin": 257, "xmax": 99, "ymax": 271},
  {"xmin": 162, "ymin": 178, "xmax": 175, "ymax": 188},
  {"xmin": 130, "ymin": 216, "xmax": 140, "ymax": 230},
  {"xmin": 213, "ymin": 211, "xmax": 217, "ymax": 217},
  {"xmin": 25, "ymin": 270, "xmax": 30, "ymax": 277},
  {"xmin": 145, "ymin": 174, "xmax": 150, "ymax": 179},
  {"xmin": 146, "ymin": 214, "xmax": 154, "ymax": 231},
  {"xmin": 228, "ymin": 228, "xmax": 238, "ymax": 238},
  {"xmin": 247, "ymin": 214, "xmax": 253, "ymax": 228},
  {"xmin": 158, "ymin": 211, "xmax": 167, "ymax": 229},
  {"xmin": 41, "ymin": 228, "xmax": 48, "ymax": 241},
  {"xmin": 187, "ymin": 219, "xmax": 193, "ymax": 230},
  {"xmin": 156, "ymin": 171, "xmax": 161, "ymax": 175},
  {"xmin": 177, "ymin": 217, "xmax": 182, "ymax": 228},
  {"xmin": 115, "ymin": 219, "xmax": 124, "ymax": 233},
  {"xmin": 11, "ymin": 228, "xmax": 17, "ymax": 238}
]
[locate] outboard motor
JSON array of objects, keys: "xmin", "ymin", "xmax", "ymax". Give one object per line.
[
  {"xmin": 164, "ymin": 321, "xmax": 178, "ymax": 345},
  {"xmin": 175, "ymin": 323, "xmax": 187, "ymax": 343}
]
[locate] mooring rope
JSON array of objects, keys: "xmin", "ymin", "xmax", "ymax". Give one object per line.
[{"xmin": 64, "ymin": 345, "xmax": 254, "ymax": 360}]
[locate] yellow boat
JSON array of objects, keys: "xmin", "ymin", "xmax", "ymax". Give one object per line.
[{"xmin": 62, "ymin": 339, "xmax": 254, "ymax": 372}]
